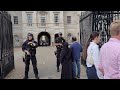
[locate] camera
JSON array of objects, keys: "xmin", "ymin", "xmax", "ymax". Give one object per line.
[{"xmin": 28, "ymin": 43, "xmax": 36, "ymax": 56}]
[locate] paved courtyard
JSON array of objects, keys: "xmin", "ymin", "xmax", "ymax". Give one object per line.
[{"xmin": 5, "ymin": 46, "xmax": 87, "ymax": 79}]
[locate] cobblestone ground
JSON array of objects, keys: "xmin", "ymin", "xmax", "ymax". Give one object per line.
[{"xmin": 5, "ymin": 46, "xmax": 87, "ymax": 79}]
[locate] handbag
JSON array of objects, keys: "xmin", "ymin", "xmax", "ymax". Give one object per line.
[{"xmin": 87, "ymin": 48, "xmax": 94, "ymax": 65}]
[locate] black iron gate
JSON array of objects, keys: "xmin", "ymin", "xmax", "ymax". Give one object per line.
[
  {"xmin": 80, "ymin": 11, "xmax": 120, "ymax": 66},
  {"xmin": 0, "ymin": 11, "xmax": 14, "ymax": 79}
]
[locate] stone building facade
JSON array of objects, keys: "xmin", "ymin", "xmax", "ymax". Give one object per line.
[{"xmin": 8, "ymin": 11, "xmax": 81, "ymax": 47}]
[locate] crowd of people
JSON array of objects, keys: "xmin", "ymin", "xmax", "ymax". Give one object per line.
[
  {"xmin": 84, "ymin": 20, "xmax": 120, "ymax": 79},
  {"xmin": 22, "ymin": 20, "xmax": 120, "ymax": 79},
  {"xmin": 54, "ymin": 32, "xmax": 82, "ymax": 79}
]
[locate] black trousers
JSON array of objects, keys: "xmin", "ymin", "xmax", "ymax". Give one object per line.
[
  {"xmin": 25, "ymin": 55, "xmax": 38, "ymax": 77},
  {"xmin": 56, "ymin": 50, "xmax": 61, "ymax": 68}
]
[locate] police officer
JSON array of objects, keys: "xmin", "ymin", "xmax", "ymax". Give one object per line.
[
  {"xmin": 22, "ymin": 33, "xmax": 39, "ymax": 79},
  {"xmin": 54, "ymin": 32, "xmax": 65, "ymax": 72}
]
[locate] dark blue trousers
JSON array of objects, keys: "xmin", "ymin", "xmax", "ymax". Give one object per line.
[{"xmin": 86, "ymin": 65, "xmax": 99, "ymax": 79}]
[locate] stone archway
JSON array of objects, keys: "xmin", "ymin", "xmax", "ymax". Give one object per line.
[
  {"xmin": 67, "ymin": 33, "xmax": 72, "ymax": 43},
  {"xmin": 38, "ymin": 32, "xmax": 51, "ymax": 46}
]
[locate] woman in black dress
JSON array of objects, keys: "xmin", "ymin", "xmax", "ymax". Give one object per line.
[{"xmin": 60, "ymin": 42, "xmax": 73, "ymax": 79}]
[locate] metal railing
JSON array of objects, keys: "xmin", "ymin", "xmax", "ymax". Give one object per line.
[
  {"xmin": 0, "ymin": 11, "xmax": 14, "ymax": 79},
  {"xmin": 79, "ymin": 11, "xmax": 120, "ymax": 66}
]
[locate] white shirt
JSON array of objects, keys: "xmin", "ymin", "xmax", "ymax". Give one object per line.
[{"xmin": 86, "ymin": 42, "xmax": 104, "ymax": 79}]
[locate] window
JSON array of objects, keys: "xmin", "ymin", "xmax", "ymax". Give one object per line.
[
  {"xmin": 41, "ymin": 16, "xmax": 46, "ymax": 26},
  {"xmin": 13, "ymin": 16, "xmax": 18, "ymax": 24},
  {"xmin": 54, "ymin": 14, "xmax": 59, "ymax": 23},
  {"xmin": 67, "ymin": 16, "xmax": 71, "ymax": 24},
  {"xmin": 27, "ymin": 14, "xmax": 32, "ymax": 26}
]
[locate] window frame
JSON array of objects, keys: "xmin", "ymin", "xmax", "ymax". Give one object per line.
[
  {"xmin": 27, "ymin": 14, "xmax": 33, "ymax": 26},
  {"xmin": 13, "ymin": 16, "xmax": 18, "ymax": 24},
  {"xmin": 67, "ymin": 16, "xmax": 71, "ymax": 24},
  {"xmin": 54, "ymin": 14, "xmax": 59, "ymax": 23},
  {"xmin": 41, "ymin": 15, "xmax": 46, "ymax": 26}
]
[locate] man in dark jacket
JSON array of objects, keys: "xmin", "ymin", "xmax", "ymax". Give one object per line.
[
  {"xmin": 22, "ymin": 33, "xmax": 39, "ymax": 79},
  {"xmin": 54, "ymin": 32, "xmax": 65, "ymax": 72}
]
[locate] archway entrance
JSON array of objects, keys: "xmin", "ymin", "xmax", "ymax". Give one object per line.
[{"xmin": 38, "ymin": 32, "xmax": 51, "ymax": 46}]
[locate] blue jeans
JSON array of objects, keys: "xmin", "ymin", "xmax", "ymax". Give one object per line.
[{"xmin": 73, "ymin": 59, "xmax": 80, "ymax": 78}]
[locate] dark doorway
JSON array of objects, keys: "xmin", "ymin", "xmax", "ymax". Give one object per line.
[
  {"xmin": 38, "ymin": 32, "xmax": 51, "ymax": 46},
  {"xmin": 54, "ymin": 33, "xmax": 59, "ymax": 42}
]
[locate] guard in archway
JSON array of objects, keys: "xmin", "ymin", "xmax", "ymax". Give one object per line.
[
  {"xmin": 54, "ymin": 32, "xmax": 66, "ymax": 72},
  {"xmin": 22, "ymin": 33, "xmax": 39, "ymax": 79}
]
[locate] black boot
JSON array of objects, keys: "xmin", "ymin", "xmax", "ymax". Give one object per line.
[
  {"xmin": 35, "ymin": 75, "xmax": 39, "ymax": 79},
  {"xmin": 23, "ymin": 76, "xmax": 28, "ymax": 79},
  {"xmin": 24, "ymin": 72, "xmax": 29, "ymax": 79}
]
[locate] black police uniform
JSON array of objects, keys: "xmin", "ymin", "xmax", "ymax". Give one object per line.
[
  {"xmin": 55, "ymin": 36, "xmax": 65, "ymax": 71},
  {"xmin": 22, "ymin": 40, "xmax": 39, "ymax": 79}
]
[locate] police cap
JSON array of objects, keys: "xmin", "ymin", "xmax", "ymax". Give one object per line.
[
  {"xmin": 27, "ymin": 33, "xmax": 33, "ymax": 37},
  {"xmin": 59, "ymin": 32, "xmax": 62, "ymax": 36}
]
